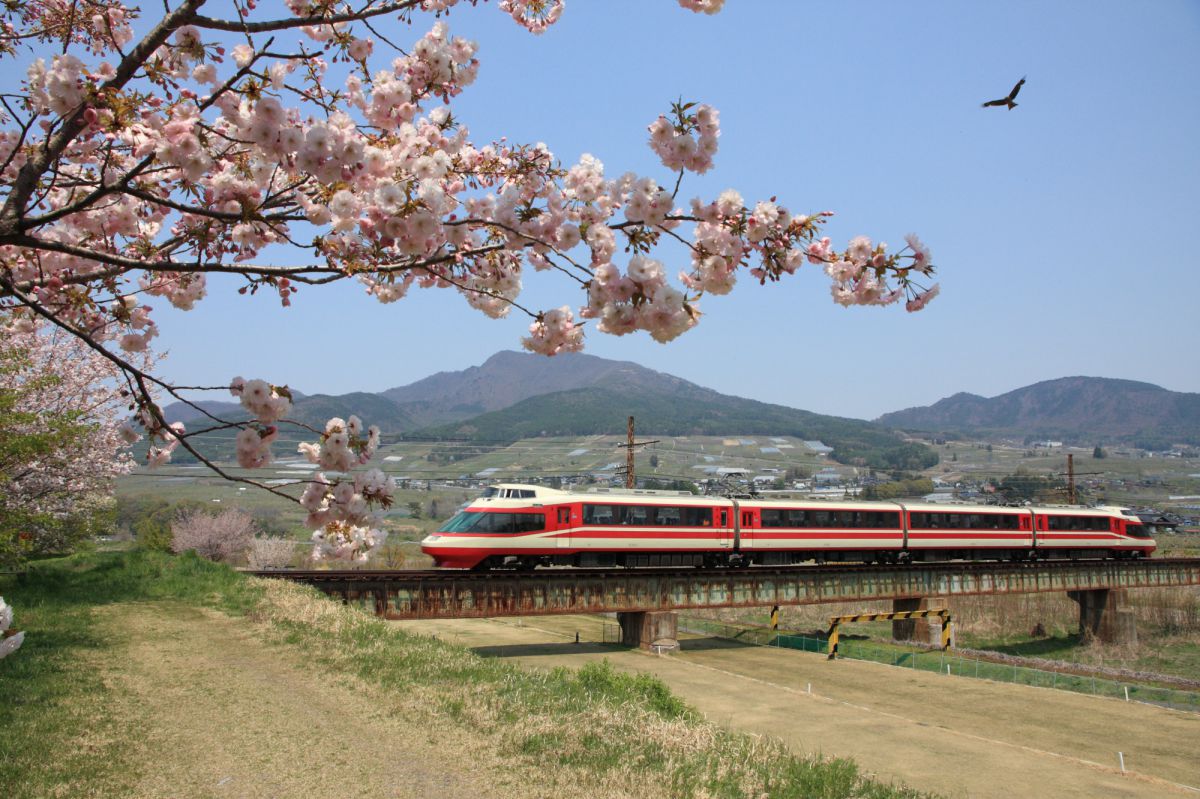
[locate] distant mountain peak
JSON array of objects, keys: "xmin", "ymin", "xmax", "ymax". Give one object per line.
[{"xmin": 877, "ymin": 376, "xmax": 1198, "ymax": 446}]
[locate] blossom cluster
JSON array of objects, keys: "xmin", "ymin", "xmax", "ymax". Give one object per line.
[
  {"xmin": 648, "ymin": 103, "xmax": 720, "ymax": 174},
  {"xmin": 297, "ymin": 415, "xmax": 381, "ymax": 473},
  {"xmin": 310, "ymin": 521, "xmax": 388, "ymax": 563},
  {"xmin": 230, "ymin": 377, "xmax": 293, "ymax": 424}
]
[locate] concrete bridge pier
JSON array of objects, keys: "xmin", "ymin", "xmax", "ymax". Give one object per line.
[
  {"xmin": 617, "ymin": 611, "xmax": 679, "ymax": 652},
  {"xmin": 1067, "ymin": 588, "xmax": 1138, "ymax": 646},
  {"xmin": 891, "ymin": 598, "xmax": 938, "ymax": 644}
]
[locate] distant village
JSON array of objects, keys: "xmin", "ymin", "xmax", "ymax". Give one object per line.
[{"xmin": 382, "ymin": 436, "xmax": 1199, "ymax": 535}]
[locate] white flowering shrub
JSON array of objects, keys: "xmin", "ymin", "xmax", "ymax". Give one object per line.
[
  {"xmin": 247, "ymin": 537, "xmax": 298, "ymax": 570},
  {"xmin": 171, "ymin": 508, "xmax": 256, "ymax": 564}
]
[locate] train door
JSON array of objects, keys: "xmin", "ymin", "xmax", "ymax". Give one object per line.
[
  {"xmin": 1033, "ymin": 513, "xmax": 1049, "ymax": 552},
  {"xmin": 739, "ymin": 507, "xmax": 757, "ymax": 553},
  {"xmin": 1022, "ymin": 510, "xmax": 1037, "ymax": 550},
  {"xmin": 555, "ymin": 505, "xmax": 573, "ymax": 548},
  {"xmin": 721, "ymin": 503, "xmax": 735, "ymax": 549}
]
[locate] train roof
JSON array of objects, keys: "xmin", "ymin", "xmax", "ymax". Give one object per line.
[{"xmin": 470, "ymin": 485, "xmax": 1143, "ymax": 519}]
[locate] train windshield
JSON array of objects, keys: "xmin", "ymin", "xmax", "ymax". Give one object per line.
[
  {"xmin": 1125, "ymin": 523, "xmax": 1152, "ymax": 539},
  {"xmin": 439, "ymin": 510, "xmax": 545, "ymax": 534}
]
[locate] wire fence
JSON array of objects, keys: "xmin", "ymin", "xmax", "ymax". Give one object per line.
[{"xmin": 675, "ymin": 616, "xmax": 1200, "ymax": 712}]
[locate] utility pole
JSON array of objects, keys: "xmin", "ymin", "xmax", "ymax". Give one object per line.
[
  {"xmin": 615, "ymin": 416, "xmax": 660, "ymax": 489},
  {"xmin": 626, "ymin": 415, "xmax": 635, "ymax": 488},
  {"xmin": 1067, "ymin": 453, "xmax": 1076, "ymax": 504}
]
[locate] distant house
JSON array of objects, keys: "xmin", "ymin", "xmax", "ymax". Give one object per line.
[
  {"xmin": 1137, "ymin": 512, "xmax": 1181, "ymax": 535},
  {"xmin": 813, "ymin": 469, "xmax": 842, "ymax": 486}
]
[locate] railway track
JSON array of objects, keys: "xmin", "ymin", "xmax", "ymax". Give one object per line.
[{"xmin": 250, "ymin": 556, "xmax": 1200, "ymax": 584}]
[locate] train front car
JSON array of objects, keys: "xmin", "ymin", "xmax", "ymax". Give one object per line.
[
  {"xmin": 420, "ymin": 484, "xmax": 565, "ymax": 569},
  {"xmin": 421, "ymin": 483, "xmax": 735, "ymax": 569}
]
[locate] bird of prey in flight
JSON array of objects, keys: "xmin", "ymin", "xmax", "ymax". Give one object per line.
[{"xmin": 982, "ymin": 77, "xmax": 1025, "ymax": 110}]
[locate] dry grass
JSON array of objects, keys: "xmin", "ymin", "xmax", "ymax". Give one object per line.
[{"xmin": 249, "ymin": 578, "xmax": 927, "ymax": 799}]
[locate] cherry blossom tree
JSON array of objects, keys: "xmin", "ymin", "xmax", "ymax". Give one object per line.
[
  {"xmin": 0, "ymin": 325, "xmax": 135, "ymax": 564},
  {"xmin": 0, "ymin": 0, "xmax": 939, "ymax": 561}
]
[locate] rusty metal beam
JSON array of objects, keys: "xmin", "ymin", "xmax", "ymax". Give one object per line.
[{"xmin": 250, "ymin": 558, "xmax": 1200, "ymax": 620}]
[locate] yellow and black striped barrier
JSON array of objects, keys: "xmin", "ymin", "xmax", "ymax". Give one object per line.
[{"xmin": 826, "ymin": 609, "xmax": 952, "ymax": 659}]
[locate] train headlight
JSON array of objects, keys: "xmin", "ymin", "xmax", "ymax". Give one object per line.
[{"xmin": 423, "ymin": 534, "xmax": 441, "ymax": 543}]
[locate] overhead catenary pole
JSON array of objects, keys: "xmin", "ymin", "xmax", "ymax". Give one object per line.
[
  {"xmin": 1068, "ymin": 453, "xmax": 1076, "ymax": 504},
  {"xmin": 615, "ymin": 416, "xmax": 661, "ymax": 489},
  {"xmin": 626, "ymin": 416, "xmax": 635, "ymax": 488}
]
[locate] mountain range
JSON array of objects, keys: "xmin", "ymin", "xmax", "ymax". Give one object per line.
[
  {"xmin": 876, "ymin": 377, "xmax": 1200, "ymax": 447},
  {"xmin": 163, "ymin": 355, "xmax": 1198, "ymax": 467},
  {"xmin": 164, "ymin": 352, "xmax": 934, "ymax": 469}
]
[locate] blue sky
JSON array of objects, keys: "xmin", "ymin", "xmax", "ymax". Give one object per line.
[{"xmin": 38, "ymin": 1, "xmax": 1200, "ymax": 419}]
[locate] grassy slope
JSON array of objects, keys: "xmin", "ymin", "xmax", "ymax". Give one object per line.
[{"xmin": 0, "ymin": 551, "xmax": 931, "ymax": 799}]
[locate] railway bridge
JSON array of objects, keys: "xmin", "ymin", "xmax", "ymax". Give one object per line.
[{"xmin": 253, "ymin": 558, "xmax": 1200, "ymax": 650}]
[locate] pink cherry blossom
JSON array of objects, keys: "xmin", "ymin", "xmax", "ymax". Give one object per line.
[{"xmin": 0, "ymin": 1, "xmax": 939, "ymax": 562}]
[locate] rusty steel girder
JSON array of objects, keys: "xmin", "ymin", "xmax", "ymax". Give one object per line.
[{"xmin": 250, "ymin": 558, "xmax": 1200, "ymax": 620}]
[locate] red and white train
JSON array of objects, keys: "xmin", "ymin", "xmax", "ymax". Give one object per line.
[{"xmin": 420, "ymin": 484, "xmax": 1156, "ymax": 570}]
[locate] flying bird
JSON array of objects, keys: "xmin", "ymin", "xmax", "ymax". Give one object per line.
[{"xmin": 981, "ymin": 77, "xmax": 1025, "ymax": 110}]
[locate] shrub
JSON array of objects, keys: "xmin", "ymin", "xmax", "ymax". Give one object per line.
[
  {"xmin": 246, "ymin": 536, "xmax": 298, "ymax": 570},
  {"xmin": 171, "ymin": 508, "xmax": 256, "ymax": 564},
  {"xmin": 376, "ymin": 542, "xmax": 408, "ymax": 569}
]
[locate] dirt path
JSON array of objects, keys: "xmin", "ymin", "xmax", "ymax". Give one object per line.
[
  {"xmin": 92, "ymin": 602, "xmax": 524, "ymax": 799},
  {"xmin": 403, "ymin": 615, "xmax": 1200, "ymax": 799}
]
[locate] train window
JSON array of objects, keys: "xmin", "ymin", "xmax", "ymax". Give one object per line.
[
  {"xmin": 513, "ymin": 513, "xmax": 545, "ymax": 533},
  {"xmin": 437, "ymin": 511, "xmax": 543, "ymax": 534},
  {"xmin": 1126, "ymin": 523, "xmax": 1150, "ymax": 539},
  {"xmin": 761, "ymin": 509, "xmax": 784, "ymax": 527},
  {"xmin": 557, "ymin": 507, "xmax": 571, "ymax": 525},
  {"xmin": 439, "ymin": 511, "xmax": 481, "ymax": 532},
  {"xmin": 583, "ymin": 504, "xmax": 615, "ymax": 524},
  {"xmin": 656, "ymin": 507, "xmax": 681, "ymax": 525},
  {"xmin": 1046, "ymin": 515, "xmax": 1110, "ymax": 532},
  {"xmin": 582, "ymin": 504, "xmax": 712, "ymax": 526},
  {"xmin": 784, "ymin": 509, "xmax": 807, "ymax": 526},
  {"xmin": 866, "ymin": 511, "xmax": 901, "ymax": 529},
  {"xmin": 754, "ymin": 509, "xmax": 901, "ymax": 529}
]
